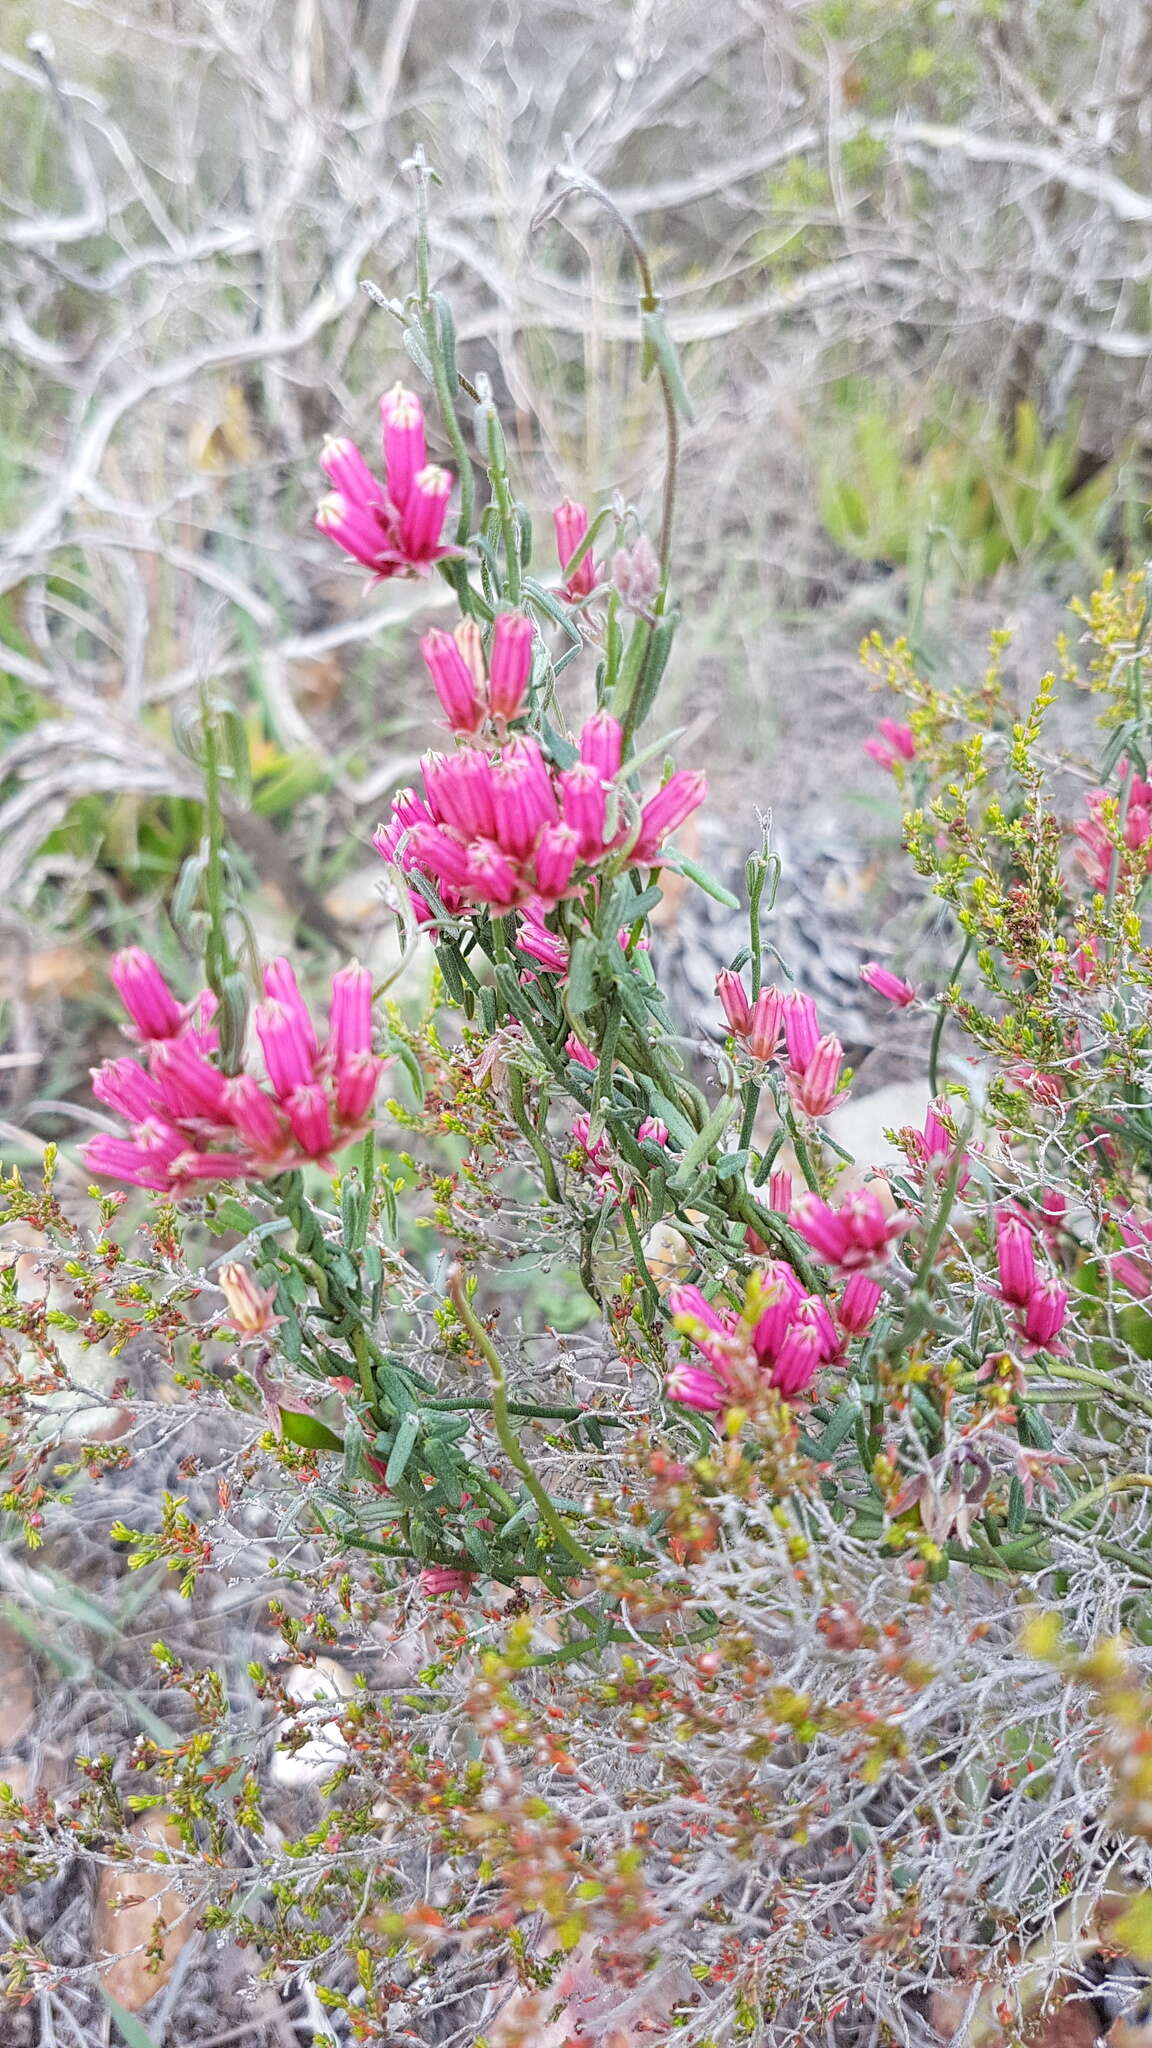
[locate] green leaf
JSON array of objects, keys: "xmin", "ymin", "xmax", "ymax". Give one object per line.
[
  {"xmin": 665, "ymin": 854, "xmax": 740, "ymax": 910},
  {"xmin": 668, "ymin": 1095, "xmax": 737, "ymax": 1190},
  {"xmin": 100, "ymin": 1991, "xmax": 162, "ymax": 2048},
  {"xmin": 279, "ymin": 1409, "xmax": 344, "ymax": 1453},
  {"xmin": 385, "ymin": 1411, "xmax": 421, "ymax": 1489},
  {"xmin": 639, "ymin": 307, "xmax": 695, "ymax": 421},
  {"xmin": 566, "ymin": 935, "xmax": 600, "ymax": 1021}
]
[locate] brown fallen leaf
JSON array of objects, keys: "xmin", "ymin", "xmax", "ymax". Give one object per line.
[{"xmin": 93, "ymin": 1811, "xmax": 193, "ymax": 2011}]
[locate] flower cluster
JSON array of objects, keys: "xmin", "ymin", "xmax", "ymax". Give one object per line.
[
  {"xmin": 897, "ymin": 1098, "xmax": 972, "ymax": 1190},
  {"xmin": 995, "ymin": 1208, "xmax": 1068, "ymax": 1349},
  {"xmin": 1073, "ymin": 761, "xmax": 1152, "ymax": 891},
  {"xmin": 865, "ymin": 719, "xmax": 916, "ymax": 773},
  {"xmin": 315, "ymin": 385, "xmax": 459, "ymax": 578},
  {"xmin": 421, "ymin": 611, "xmax": 535, "ymax": 735},
  {"xmin": 375, "ymin": 708, "xmax": 706, "ymax": 920},
  {"xmin": 716, "ymin": 974, "xmax": 847, "ymax": 1117},
  {"xmin": 85, "ymin": 950, "xmax": 382, "ymax": 1194},
  {"xmin": 793, "ymin": 1186, "xmax": 909, "ymax": 1273},
  {"xmin": 666, "ymin": 1264, "xmax": 848, "ymax": 1411}
]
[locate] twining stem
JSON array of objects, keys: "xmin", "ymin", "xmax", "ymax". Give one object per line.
[{"xmin": 448, "ymin": 1268, "xmax": 595, "ymax": 1569}]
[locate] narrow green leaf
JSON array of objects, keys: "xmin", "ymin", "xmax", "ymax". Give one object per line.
[
  {"xmin": 385, "ymin": 1411, "xmax": 421, "ymax": 1489},
  {"xmin": 279, "ymin": 1409, "xmax": 344, "ymax": 1453}
]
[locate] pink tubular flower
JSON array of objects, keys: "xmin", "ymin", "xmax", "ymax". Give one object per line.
[
  {"xmin": 559, "ymin": 760, "xmax": 609, "ymax": 859},
  {"xmin": 516, "ymin": 903, "xmax": 568, "ymax": 972},
  {"xmin": 865, "ymin": 719, "xmax": 916, "ymax": 773},
  {"xmin": 149, "ymin": 1037, "xmax": 230, "ymax": 1121},
  {"xmin": 769, "ymin": 1168, "xmax": 794, "ymax": 1215},
  {"xmin": 566, "ymin": 1033, "xmax": 598, "ymax": 1071},
  {"xmin": 996, "ymin": 1209, "xmax": 1037, "ymax": 1308},
  {"xmin": 667, "ymin": 1282, "xmax": 735, "ymax": 1346},
  {"xmin": 579, "ymin": 709, "xmax": 623, "ymax": 781},
  {"xmin": 421, "ymin": 628, "xmax": 486, "ymax": 734},
  {"xmin": 488, "ymin": 611, "xmax": 534, "ymax": 723},
  {"xmin": 781, "ymin": 992, "xmax": 821, "ymax": 1071},
  {"xmin": 666, "ymin": 1359, "xmax": 727, "ymax": 1412},
  {"xmin": 85, "ymin": 958, "xmax": 384, "ymax": 1194},
  {"xmin": 638, "ymin": 1116, "xmax": 669, "ymax": 1147},
  {"xmin": 554, "ymin": 498, "xmax": 597, "ymax": 598},
  {"xmin": 224, "ymin": 1073, "xmax": 288, "ymax": 1158},
  {"xmin": 716, "ymin": 969, "xmax": 753, "ymax": 1037},
  {"xmin": 860, "ymin": 962, "xmax": 916, "ymax": 1007},
  {"xmin": 465, "ymin": 839, "xmax": 522, "ymax": 908},
  {"xmin": 769, "ymin": 1318, "xmax": 824, "ymax": 1399},
  {"xmin": 534, "ymin": 823, "xmax": 580, "ymax": 901},
  {"xmin": 420, "ymin": 1567, "xmax": 474, "ymax": 1598},
  {"xmin": 110, "ymin": 948, "xmax": 186, "ymax": 1042},
  {"xmin": 747, "ymin": 987, "xmax": 784, "ymax": 1063},
  {"xmin": 91, "ymin": 1056, "xmax": 160, "ymax": 1123},
  {"xmin": 1019, "ymin": 1274, "xmax": 1068, "ymax": 1349},
  {"xmin": 786, "ymin": 1033, "xmax": 845, "ymax": 1117},
  {"xmin": 315, "ymin": 389, "xmax": 459, "ymax": 579},
  {"xmin": 379, "ymin": 383, "xmax": 426, "ymax": 507},
  {"xmin": 490, "ymin": 737, "xmax": 558, "ymax": 859},
  {"xmin": 901, "ymin": 1098, "xmax": 971, "ymax": 1192},
  {"xmin": 838, "ymin": 1273, "xmax": 883, "ymax": 1335},
  {"xmin": 794, "ymin": 1188, "xmax": 907, "ymax": 1272},
  {"xmin": 632, "ymin": 770, "xmax": 707, "ymax": 863}
]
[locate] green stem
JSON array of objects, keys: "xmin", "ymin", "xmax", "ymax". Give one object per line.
[
  {"xmin": 928, "ymin": 934, "xmax": 973, "ymax": 1098},
  {"xmin": 448, "ymin": 1270, "xmax": 595, "ymax": 1570}
]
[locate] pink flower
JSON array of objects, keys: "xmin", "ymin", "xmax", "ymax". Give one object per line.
[
  {"xmin": 667, "ymin": 1281, "xmax": 734, "ymax": 1334},
  {"xmin": 490, "ymin": 738, "xmax": 559, "ymax": 859},
  {"xmin": 566, "ymin": 1034, "xmax": 598, "ymax": 1071},
  {"xmin": 1019, "ymin": 1275, "xmax": 1068, "ymax": 1349},
  {"xmin": 865, "ymin": 719, "xmax": 916, "ymax": 773},
  {"xmin": 747, "ymin": 987, "xmax": 784, "ymax": 1062},
  {"xmin": 794, "ymin": 1188, "xmax": 907, "ymax": 1272},
  {"xmin": 516, "ymin": 903, "xmax": 568, "ymax": 972},
  {"xmin": 666, "ymin": 1359, "xmax": 728, "ymax": 1412},
  {"xmin": 571, "ymin": 1112, "xmax": 613, "ymax": 1180},
  {"xmin": 420, "ymin": 1567, "xmax": 474, "ymax": 1598},
  {"xmin": 559, "ymin": 760, "xmax": 609, "ymax": 859},
  {"xmin": 632, "ymin": 770, "xmax": 707, "ymax": 863},
  {"xmin": 901, "ymin": 1098, "xmax": 970, "ymax": 1190},
  {"xmin": 579, "ymin": 710, "xmax": 623, "ymax": 781},
  {"xmin": 424, "ymin": 749, "xmax": 498, "ymax": 841},
  {"xmin": 638, "ymin": 1116, "xmax": 669, "ymax": 1147},
  {"xmin": 464, "ymin": 839, "xmax": 521, "ymax": 908},
  {"xmin": 769, "ymin": 1318, "xmax": 824, "ymax": 1398},
  {"xmin": 149, "ymin": 1037, "xmax": 230, "ymax": 1121},
  {"xmin": 786, "ymin": 1034, "xmax": 845, "ymax": 1117},
  {"xmin": 534, "ymin": 823, "xmax": 580, "ymax": 901},
  {"xmin": 782, "ymin": 991, "xmax": 821, "ymax": 1071},
  {"xmin": 91, "ymin": 1056, "xmax": 161, "ymax": 1123},
  {"xmin": 769, "ymin": 1169, "xmax": 793, "ymax": 1215},
  {"xmin": 488, "ymin": 611, "xmax": 534, "ymax": 723},
  {"xmin": 109, "ymin": 949, "xmax": 186, "ymax": 1042},
  {"xmin": 996, "ymin": 1209, "xmax": 1037, "ymax": 1308},
  {"xmin": 838, "ymin": 1273, "xmax": 883, "ymax": 1335},
  {"xmin": 611, "ymin": 534, "xmax": 661, "ymax": 611},
  {"xmin": 379, "ymin": 383, "xmax": 427, "ymax": 509},
  {"xmin": 315, "ymin": 388, "xmax": 459, "ymax": 579},
  {"xmin": 860, "ymin": 962, "xmax": 916, "ymax": 1007},
  {"xmin": 421, "ymin": 628, "xmax": 485, "ymax": 734},
  {"xmin": 554, "ymin": 498, "xmax": 597, "ymax": 598},
  {"xmin": 716, "ymin": 970, "xmax": 753, "ymax": 1037}
]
